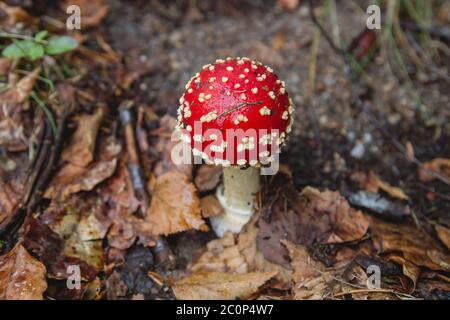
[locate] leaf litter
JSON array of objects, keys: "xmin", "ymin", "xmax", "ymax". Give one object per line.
[{"xmin": 0, "ymin": 0, "xmax": 449, "ymax": 301}]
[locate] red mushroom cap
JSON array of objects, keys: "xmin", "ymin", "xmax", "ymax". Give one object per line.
[{"xmin": 177, "ymin": 57, "xmax": 294, "ymax": 167}]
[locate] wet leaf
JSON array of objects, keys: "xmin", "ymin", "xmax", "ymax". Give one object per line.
[
  {"xmin": 62, "ymin": 106, "xmax": 105, "ymax": 167},
  {"xmin": 45, "ymin": 138, "xmax": 121, "ymax": 199},
  {"xmin": 62, "ymin": 0, "xmax": 109, "ymax": 28},
  {"xmin": 359, "ymin": 171, "xmax": 409, "ymax": 201},
  {"xmin": 0, "ymin": 244, "xmax": 47, "ymax": 300},
  {"xmin": 140, "ymin": 170, "xmax": 207, "ymax": 236},
  {"xmin": 370, "ymin": 217, "xmax": 450, "ymax": 272},
  {"xmin": 171, "ymin": 271, "xmax": 277, "ymax": 300},
  {"xmin": 257, "ymin": 180, "xmax": 369, "ymax": 266},
  {"xmin": 434, "ymin": 224, "xmax": 450, "ymax": 251},
  {"xmin": 418, "ymin": 158, "xmax": 450, "ymax": 183}
]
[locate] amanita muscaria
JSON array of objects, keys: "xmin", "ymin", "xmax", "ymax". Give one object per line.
[{"xmin": 177, "ymin": 57, "xmax": 294, "ymax": 236}]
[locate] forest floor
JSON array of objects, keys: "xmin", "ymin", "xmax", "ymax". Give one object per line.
[{"xmin": 0, "ymin": 0, "xmax": 449, "ymax": 300}]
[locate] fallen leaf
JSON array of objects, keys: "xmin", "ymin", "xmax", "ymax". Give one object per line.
[
  {"xmin": 0, "ymin": 58, "xmax": 12, "ymax": 76},
  {"xmin": 194, "ymin": 165, "xmax": 222, "ymax": 192},
  {"xmin": 62, "ymin": 106, "xmax": 105, "ymax": 167},
  {"xmin": 370, "ymin": 217, "xmax": 450, "ymax": 272},
  {"xmin": 200, "ymin": 195, "xmax": 223, "ymax": 218},
  {"xmin": 0, "ymin": 68, "xmax": 40, "ymax": 104},
  {"xmin": 0, "ymin": 179, "xmax": 23, "ymax": 225},
  {"xmin": 277, "ymin": 0, "xmax": 300, "ymax": 11},
  {"xmin": 352, "ymin": 171, "xmax": 409, "ymax": 200},
  {"xmin": 0, "ymin": 244, "xmax": 47, "ymax": 300},
  {"xmin": 171, "ymin": 271, "xmax": 277, "ymax": 300},
  {"xmin": 22, "ymin": 217, "xmax": 97, "ymax": 281},
  {"xmin": 435, "ymin": 224, "xmax": 450, "ymax": 251},
  {"xmin": 386, "ymin": 254, "xmax": 421, "ymax": 292},
  {"xmin": 152, "ymin": 115, "xmax": 192, "ymax": 178},
  {"xmin": 140, "ymin": 170, "xmax": 207, "ymax": 236},
  {"xmin": 418, "ymin": 158, "xmax": 450, "ymax": 183},
  {"xmin": 0, "ymin": 2, "xmax": 35, "ymax": 28},
  {"xmin": 257, "ymin": 178, "xmax": 369, "ymax": 266},
  {"xmin": 45, "ymin": 138, "xmax": 121, "ymax": 199},
  {"xmin": 43, "ymin": 198, "xmax": 110, "ymax": 271},
  {"xmin": 0, "ymin": 68, "xmax": 40, "ymax": 151},
  {"xmin": 62, "ymin": 0, "xmax": 109, "ymax": 28}
]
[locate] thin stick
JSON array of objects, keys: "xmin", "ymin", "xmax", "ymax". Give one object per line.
[{"xmin": 217, "ymin": 101, "xmax": 262, "ymax": 118}]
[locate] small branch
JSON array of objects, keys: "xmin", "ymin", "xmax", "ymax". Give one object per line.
[{"xmin": 217, "ymin": 100, "xmax": 262, "ymax": 118}]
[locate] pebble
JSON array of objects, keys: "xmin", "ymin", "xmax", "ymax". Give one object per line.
[{"xmin": 350, "ymin": 141, "xmax": 365, "ymax": 159}]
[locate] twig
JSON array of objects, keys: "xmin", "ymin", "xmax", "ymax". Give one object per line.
[
  {"xmin": 119, "ymin": 104, "xmax": 150, "ymax": 214},
  {"xmin": 217, "ymin": 100, "xmax": 262, "ymax": 118}
]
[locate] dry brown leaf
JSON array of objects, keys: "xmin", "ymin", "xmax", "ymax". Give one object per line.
[
  {"xmin": 45, "ymin": 199, "xmax": 110, "ymax": 271},
  {"xmin": 0, "ymin": 244, "xmax": 47, "ymax": 300},
  {"xmin": 141, "ymin": 170, "xmax": 207, "ymax": 236},
  {"xmin": 434, "ymin": 224, "xmax": 450, "ymax": 251},
  {"xmin": 171, "ymin": 271, "xmax": 277, "ymax": 300},
  {"xmin": 200, "ymin": 195, "xmax": 223, "ymax": 218},
  {"xmin": 152, "ymin": 115, "xmax": 192, "ymax": 178},
  {"xmin": 418, "ymin": 158, "xmax": 450, "ymax": 183},
  {"xmin": 370, "ymin": 217, "xmax": 450, "ymax": 272},
  {"xmin": 298, "ymin": 188, "xmax": 370, "ymax": 243},
  {"xmin": 0, "ymin": 68, "xmax": 40, "ymax": 105},
  {"xmin": 62, "ymin": 106, "xmax": 105, "ymax": 167},
  {"xmin": 0, "ymin": 58, "xmax": 12, "ymax": 76},
  {"xmin": 190, "ymin": 232, "xmax": 249, "ymax": 274},
  {"xmin": 45, "ymin": 138, "xmax": 121, "ymax": 199},
  {"xmin": 277, "ymin": 0, "xmax": 300, "ymax": 11},
  {"xmin": 62, "ymin": 0, "xmax": 109, "ymax": 28},
  {"xmin": 357, "ymin": 171, "xmax": 409, "ymax": 200},
  {"xmin": 0, "ymin": 179, "xmax": 22, "ymax": 225},
  {"xmin": 386, "ymin": 254, "xmax": 421, "ymax": 293},
  {"xmin": 0, "ymin": 2, "xmax": 35, "ymax": 28},
  {"xmin": 0, "ymin": 68, "xmax": 40, "ymax": 151},
  {"xmin": 283, "ymin": 240, "xmax": 336, "ymax": 299},
  {"xmin": 194, "ymin": 165, "xmax": 222, "ymax": 192}
]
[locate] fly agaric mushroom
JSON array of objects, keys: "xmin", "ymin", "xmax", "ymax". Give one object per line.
[{"xmin": 177, "ymin": 57, "xmax": 294, "ymax": 236}]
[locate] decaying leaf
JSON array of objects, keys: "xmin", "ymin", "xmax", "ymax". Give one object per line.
[
  {"xmin": 195, "ymin": 165, "xmax": 222, "ymax": 192},
  {"xmin": 200, "ymin": 195, "xmax": 223, "ymax": 218},
  {"xmin": 44, "ymin": 198, "xmax": 110, "ymax": 271},
  {"xmin": 434, "ymin": 224, "xmax": 450, "ymax": 251},
  {"xmin": 62, "ymin": 0, "xmax": 109, "ymax": 28},
  {"xmin": 0, "ymin": 68, "xmax": 40, "ymax": 151},
  {"xmin": 0, "ymin": 58, "xmax": 12, "ymax": 76},
  {"xmin": 152, "ymin": 115, "xmax": 192, "ymax": 178},
  {"xmin": 0, "ymin": 244, "xmax": 47, "ymax": 300},
  {"xmin": 257, "ymin": 180, "xmax": 369, "ymax": 266},
  {"xmin": 140, "ymin": 170, "xmax": 207, "ymax": 236},
  {"xmin": 171, "ymin": 271, "xmax": 277, "ymax": 300},
  {"xmin": 62, "ymin": 106, "xmax": 105, "ymax": 167},
  {"xmin": 418, "ymin": 158, "xmax": 450, "ymax": 183},
  {"xmin": 0, "ymin": 2, "xmax": 35, "ymax": 28},
  {"xmin": 353, "ymin": 171, "xmax": 409, "ymax": 200},
  {"xmin": 370, "ymin": 217, "xmax": 450, "ymax": 272},
  {"xmin": 45, "ymin": 138, "xmax": 121, "ymax": 199},
  {"xmin": 190, "ymin": 216, "xmax": 293, "ymax": 288},
  {"xmin": 0, "ymin": 179, "xmax": 23, "ymax": 225}
]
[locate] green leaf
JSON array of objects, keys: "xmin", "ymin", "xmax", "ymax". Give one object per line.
[
  {"xmin": 45, "ymin": 36, "xmax": 78, "ymax": 55},
  {"xmin": 34, "ymin": 31, "xmax": 48, "ymax": 41},
  {"xmin": 2, "ymin": 40, "xmax": 45, "ymax": 60}
]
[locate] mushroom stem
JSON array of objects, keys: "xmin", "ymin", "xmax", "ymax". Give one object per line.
[{"xmin": 210, "ymin": 166, "xmax": 260, "ymax": 237}]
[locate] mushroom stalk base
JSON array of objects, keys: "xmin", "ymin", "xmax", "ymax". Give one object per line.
[{"xmin": 210, "ymin": 166, "xmax": 260, "ymax": 237}]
